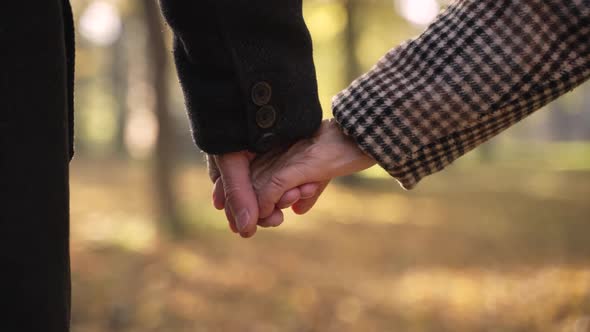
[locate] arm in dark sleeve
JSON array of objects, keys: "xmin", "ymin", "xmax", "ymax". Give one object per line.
[
  {"xmin": 333, "ymin": 0, "xmax": 589, "ymax": 189},
  {"xmin": 159, "ymin": 0, "xmax": 323, "ymax": 154}
]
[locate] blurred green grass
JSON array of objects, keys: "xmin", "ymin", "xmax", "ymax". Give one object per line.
[{"xmin": 69, "ymin": 156, "xmax": 590, "ymax": 332}]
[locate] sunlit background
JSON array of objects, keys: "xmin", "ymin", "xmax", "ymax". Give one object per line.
[{"xmin": 68, "ymin": 0, "xmax": 590, "ymax": 331}]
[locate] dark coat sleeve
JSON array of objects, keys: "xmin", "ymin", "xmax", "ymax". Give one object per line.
[{"xmin": 159, "ymin": 0, "xmax": 323, "ymax": 155}]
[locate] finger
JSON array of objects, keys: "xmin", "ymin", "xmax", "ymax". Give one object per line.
[
  {"xmin": 225, "ymin": 205, "xmax": 238, "ymax": 233},
  {"xmin": 207, "ymin": 154, "xmax": 221, "ymax": 183},
  {"xmin": 258, "ymin": 166, "xmax": 312, "ymax": 219},
  {"xmin": 277, "ymin": 188, "xmax": 301, "ymax": 210},
  {"xmin": 292, "ymin": 180, "xmax": 330, "ymax": 215},
  {"xmin": 216, "ymin": 152, "xmax": 259, "ymax": 237},
  {"xmin": 258, "ymin": 208, "xmax": 285, "ymax": 228},
  {"xmin": 299, "ymin": 182, "xmax": 320, "ymax": 199},
  {"xmin": 213, "ymin": 178, "xmax": 226, "ymax": 210}
]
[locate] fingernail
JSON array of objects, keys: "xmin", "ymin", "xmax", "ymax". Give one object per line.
[{"xmin": 236, "ymin": 209, "xmax": 250, "ymax": 233}]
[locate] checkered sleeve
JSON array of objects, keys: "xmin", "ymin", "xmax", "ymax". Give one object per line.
[{"xmin": 332, "ymin": 0, "xmax": 590, "ymax": 189}]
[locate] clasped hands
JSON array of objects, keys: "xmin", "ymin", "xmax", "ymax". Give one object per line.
[{"xmin": 208, "ymin": 119, "xmax": 377, "ymax": 238}]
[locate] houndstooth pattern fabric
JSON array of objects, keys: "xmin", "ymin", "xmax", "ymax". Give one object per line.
[{"xmin": 333, "ymin": 0, "xmax": 590, "ymax": 189}]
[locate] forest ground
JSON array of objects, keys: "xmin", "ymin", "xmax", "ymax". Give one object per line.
[{"xmin": 69, "ymin": 159, "xmax": 590, "ymax": 332}]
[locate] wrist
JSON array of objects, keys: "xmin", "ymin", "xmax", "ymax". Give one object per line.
[{"xmin": 318, "ymin": 119, "xmax": 377, "ymax": 178}]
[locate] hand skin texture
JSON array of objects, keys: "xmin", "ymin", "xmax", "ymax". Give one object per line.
[
  {"xmin": 251, "ymin": 119, "xmax": 377, "ymax": 223},
  {"xmin": 210, "ymin": 119, "xmax": 377, "ymax": 238},
  {"xmin": 208, "ymin": 152, "xmax": 317, "ymax": 238},
  {"xmin": 208, "ymin": 152, "xmax": 257, "ymax": 238}
]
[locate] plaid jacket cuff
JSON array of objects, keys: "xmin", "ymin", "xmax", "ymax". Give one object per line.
[{"xmin": 333, "ymin": 0, "xmax": 589, "ymax": 189}]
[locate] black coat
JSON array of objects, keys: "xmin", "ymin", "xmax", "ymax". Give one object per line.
[
  {"xmin": 160, "ymin": 0, "xmax": 322, "ymax": 154},
  {"xmin": 0, "ymin": 0, "xmax": 320, "ymax": 330},
  {"xmin": 1, "ymin": 1, "xmax": 74, "ymax": 331}
]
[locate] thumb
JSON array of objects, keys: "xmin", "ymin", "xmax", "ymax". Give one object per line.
[{"xmin": 215, "ymin": 152, "xmax": 258, "ymax": 238}]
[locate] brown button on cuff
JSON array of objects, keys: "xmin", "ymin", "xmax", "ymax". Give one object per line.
[
  {"xmin": 255, "ymin": 133, "xmax": 278, "ymax": 152},
  {"xmin": 256, "ymin": 105, "xmax": 277, "ymax": 129},
  {"xmin": 252, "ymin": 81, "xmax": 272, "ymax": 106}
]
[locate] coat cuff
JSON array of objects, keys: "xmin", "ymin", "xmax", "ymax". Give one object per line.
[{"xmin": 161, "ymin": 0, "xmax": 323, "ymax": 155}]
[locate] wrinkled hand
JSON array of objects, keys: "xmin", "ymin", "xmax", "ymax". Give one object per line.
[
  {"xmin": 208, "ymin": 152, "xmax": 316, "ymax": 237},
  {"xmin": 208, "ymin": 119, "xmax": 376, "ymax": 237},
  {"xmin": 252, "ymin": 119, "xmax": 377, "ymax": 220},
  {"xmin": 207, "ymin": 152, "xmax": 258, "ymax": 237}
]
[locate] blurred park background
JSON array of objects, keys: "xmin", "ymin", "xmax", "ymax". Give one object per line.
[{"xmin": 68, "ymin": 0, "xmax": 590, "ymax": 331}]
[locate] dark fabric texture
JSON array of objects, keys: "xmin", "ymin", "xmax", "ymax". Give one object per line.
[
  {"xmin": 333, "ymin": 0, "xmax": 590, "ymax": 189},
  {"xmin": 159, "ymin": 0, "xmax": 323, "ymax": 154},
  {"xmin": 0, "ymin": 0, "xmax": 74, "ymax": 331}
]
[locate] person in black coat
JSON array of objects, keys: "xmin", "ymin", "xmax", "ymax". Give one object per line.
[
  {"xmin": 160, "ymin": 0, "xmax": 323, "ymax": 238},
  {"xmin": 0, "ymin": 0, "xmax": 321, "ymax": 330}
]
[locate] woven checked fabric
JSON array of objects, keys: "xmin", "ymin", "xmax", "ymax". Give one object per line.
[{"xmin": 333, "ymin": 0, "xmax": 590, "ymax": 189}]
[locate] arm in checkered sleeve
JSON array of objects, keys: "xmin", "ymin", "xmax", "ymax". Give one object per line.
[{"xmin": 333, "ymin": 0, "xmax": 590, "ymax": 189}]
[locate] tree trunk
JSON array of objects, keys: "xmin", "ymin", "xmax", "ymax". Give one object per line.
[
  {"xmin": 339, "ymin": 0, "xmax": 365, "ymax": 185},
  {"xmin": 548, "ymin": 100, "xmax": 571, "ymax": 141},
  {"xmin": 142, "ymin": 0, "xmax": 185, "ymax": 237},
  {"xmin": 111, "ymin": 23, "xmax": 129, "ymax": 158},
  {"xmin": 344, "ymin": 0, "xmax": 361, "ymax": 81}
]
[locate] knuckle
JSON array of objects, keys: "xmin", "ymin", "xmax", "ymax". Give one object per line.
[
  {"xmin": 269, "ymin": 174, "xmax": 286, "ymax": 191},
  {"xmin": 251, "ymin": 177, "xmax": 264, "ymax": 193},
  {"xmin": 222, "ymin": 183, "xmax": 242, "ymax": 201},
  {"xmin": 207, "ymin": 157, "xmax": 220, "ymax": 179},
  {"xmin": 257, "ymin": 198, "xmax": 275, "ymax": 218},
  {"xmin": 209, "ymin": 170, "xmax": 220, "ymax": 183},
  {"xmin": 304, "ymin": 143, "xmax": 323, "ymax": 159}
]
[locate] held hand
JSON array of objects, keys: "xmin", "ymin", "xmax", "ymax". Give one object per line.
[
  {"xmin": 252, "ymin": 119, "xmax": 377, "ymax": 219},
  {"xmin": 209, "ymin": 152, "xmax": 310, "ymax": 236},
  {"xmin": 208, "ymin": 151, "xmax": 261, "ymax": 238}
]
